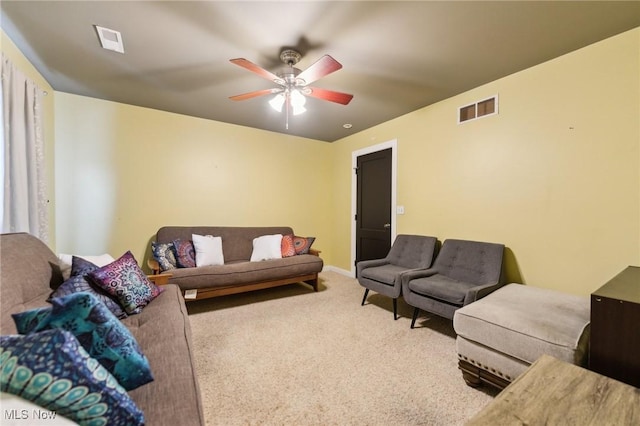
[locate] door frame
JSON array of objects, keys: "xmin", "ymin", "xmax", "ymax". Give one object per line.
[{"xmin": 351, "ymin": 139, "xmax": 397, "ymax": 276}]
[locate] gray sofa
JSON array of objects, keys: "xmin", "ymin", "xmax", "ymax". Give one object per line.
[
  {"xmin": 1, "ymin": 232, "xmax": 204, "ymax": 426},
  {"xmin": 150, "ymin": 226, "xmax": 323, "ymax": 300}
]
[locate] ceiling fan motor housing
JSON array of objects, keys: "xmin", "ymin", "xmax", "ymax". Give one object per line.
[
  {"xmin": 276, "ymin": 50, "xmax": 305, "ymax": 86},
  {"xmin": 280, "ymin": 49, "xmax": 301, "ymax": 66}
]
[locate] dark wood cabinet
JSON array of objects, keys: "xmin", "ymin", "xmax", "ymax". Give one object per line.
[{"xmin": 590, "ymin": 266, "xmax": 640, "ymax": 388}]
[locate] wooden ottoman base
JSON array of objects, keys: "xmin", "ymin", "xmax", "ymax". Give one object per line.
[{"xmin": 458, "ymin": 359, "xmax": 511, "ymax": 390}]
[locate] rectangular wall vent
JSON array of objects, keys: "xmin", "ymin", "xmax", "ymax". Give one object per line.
[
  {"xmin": 458, "ymin": 95, "xmax": 498, "ymax": 124},
  {"xmin": 94, "ymin": 25, "xmax": 124, "ymax": 54}
]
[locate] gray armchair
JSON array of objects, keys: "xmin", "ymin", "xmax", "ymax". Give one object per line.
[
  {"xmin": 401, "ymin": 239, "xmax": 504, "ymax": 328},
  {"xmin": 357, "ymin": 234, "xmax": 437, "ymax": 320}
]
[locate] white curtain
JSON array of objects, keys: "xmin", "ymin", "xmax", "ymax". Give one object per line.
[{"xmin": 1, "ymin": 53, "xmax": 48, "ymax": 242}]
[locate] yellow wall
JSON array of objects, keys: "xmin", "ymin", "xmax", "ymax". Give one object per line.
[
  {"xmin": 54, "ymin": 93, "xmax": 333, "ymax": 266},
  {"xmin": 1, "ymin": 30, "xmax": 56, "ymax": 248},
  {"xmin": 331, "ymin": 28, "xmax": 640, "ymax": 295},
  {"xmin": 4, "ymin": 25, "xmax": 639, "ymax": 296}
]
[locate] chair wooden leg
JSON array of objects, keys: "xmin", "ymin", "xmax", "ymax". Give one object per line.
[
  {"xmin": 393, "ymin": 298, "xmax": 398, "ymax": 320},
  {"xmin": 411, "ymin": 307, "xmax": 420, "ymax": 328},
  {"xmin": 361, "ymin": 289, "xmax": 369, "ymax": 306}
]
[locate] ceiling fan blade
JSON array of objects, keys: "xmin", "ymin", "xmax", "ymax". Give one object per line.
[
  {"xmin": 306, "ymin": 87, "xmax": 354, "ymax": 105},
  {"xmin": 230, "ymin": 58, "xmax": 282, "ymax": 83},
  {"xmin": 296, "ymin": 55, "xmax": 342, "ymax": 85},
  {"xmin": 229, "ymin": 88, "xmax": 282, "ymax": 101}
]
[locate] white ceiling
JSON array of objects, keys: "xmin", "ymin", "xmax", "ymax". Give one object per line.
[{"xmin": 2, "ymin": 1, "xmax": 639, "ymax": 142}]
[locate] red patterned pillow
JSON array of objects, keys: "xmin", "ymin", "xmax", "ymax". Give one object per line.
[
  {"xmin": 293, "ymin": 236, "xmax": 315, "ymax": 255},
  {"xmin": 281, "ymin": 234, "xmax": 296, "ymax": 257}
]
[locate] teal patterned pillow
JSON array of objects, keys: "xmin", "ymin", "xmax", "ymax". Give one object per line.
[
  {"xmin": 49, "ymin": 256, "xmax": 127, "ymax": 319},
  {"xmin": 0, "ymin": 329, "xmax": 144, "ymax": 425},
  {"xmin": 12, "ymin": 292, "xmax": 154, "ymax": 391},
  {"xmin": 151, "ymin": 241, "xmax": 177, "ymax": 271},
  {"xmin": 88, "ymin": 251, "xmax": 163, "ymax": 315}
]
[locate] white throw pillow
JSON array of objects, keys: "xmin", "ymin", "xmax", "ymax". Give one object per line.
[
  {"xmin": 192, "ymin": 234, "xmax": 224, "ymax": 267},
  {"xmin": 1, "ymin": 392, "xmax": 78, "ymax": 425},
  {"xmin": 250, "ymin": 234, "xmax": 283, "ymax": 262},
  {"xmin": 58, "ymin": 253, "xmax": 115, "ymax": 280}
]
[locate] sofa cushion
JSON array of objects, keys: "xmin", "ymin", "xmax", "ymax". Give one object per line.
[
  {"xmin": 166, "ymin": 254, "xmax": 323, "ymax": 290},
  {"xmin": 408, "ymin": 274, "xmax": 475, "ymax": 306},
  {"xmin": 88, "ymin": 251, "xmax": 163, "ymax": 315},
  {"xmin": 49, "ymin": 256, "xmax": 127, "ymax": 319},
  {"xmin": 122, "ymin": 284, "xmax": 205, "ymax": 426},
  {"xmin": 360, "ymin": 264, "xmax": 408, "ymax": 285},
  {"xmin": 0, "ymin": 329, "xmax": 145, "ymax": 425},
  {"xmin": 12, "ymin": 292, "xmax": 154, "ymax": 391},
  {"xmin": 453, "ymin": 284, "xmax": 591, "ymax": 366}
]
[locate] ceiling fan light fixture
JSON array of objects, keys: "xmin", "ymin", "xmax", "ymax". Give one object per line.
[
  {"xmin": 269, "ymin": 93, "xmax": 285, "ymax": 112},
  {"xmin": 290, "ymin": 90, "xmax": 306, "ymax": 115},
  {"xmin": 290, "ymin": 89, "xmax": 306, "ymax": 108}
]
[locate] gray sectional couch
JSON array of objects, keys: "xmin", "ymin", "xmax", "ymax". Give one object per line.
[
  {"xmin": 149, "ymin": 226, "xmax": 323, "ymax": 300},
  {"xmin": 0, "ymin": 232, "xmax": 204, "ymax": 426}
]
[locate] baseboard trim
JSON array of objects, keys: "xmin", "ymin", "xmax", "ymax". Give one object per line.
[{"xmin": 322, "ymin": 265, "xmax": 354, "ymax": 278}]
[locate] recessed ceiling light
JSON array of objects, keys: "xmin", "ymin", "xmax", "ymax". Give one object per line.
[
  {"xmin": 343, "ymin": 123, "xmax": 352, "ymax": 129},
  {"xmin": 94, "ymin": 25, "xmax": 124, "ymax": 54}
]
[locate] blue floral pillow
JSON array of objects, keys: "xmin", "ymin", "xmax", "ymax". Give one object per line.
[
  {"xmin": 151, "ymin": 241, "xmax": 177, "ymax": 271},
  {"xmin": 88, "ymin": 251, "xmax": 164, "ymax": 315},
  {"xmin": 12, "ymin": 292, "xmax": 154, "ymax": 391},
  {"xmin": 0, "ymin": 329, "xmax": 145, "ymax": 425},
  {"xmin": 49, "ymin": 256, "xmax": 127, "ymax": 319}
]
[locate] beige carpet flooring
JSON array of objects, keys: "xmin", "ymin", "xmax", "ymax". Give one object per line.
[{"xmin": 187, "ymin": 271, "xmax": 497, "ymax": 425}]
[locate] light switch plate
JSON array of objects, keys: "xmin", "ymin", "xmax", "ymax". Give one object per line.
[{"xmin": 396, "ymin": 205, "xmax": 405, "ymax": 214}]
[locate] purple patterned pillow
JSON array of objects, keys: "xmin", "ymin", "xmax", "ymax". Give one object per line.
[
  {"xmin": 172, "ymin": 239, "xmax": 196, "ymax": 268},
  {"xmin": 88, "ymin": 251, "xmax": 163, "ymax": 315},
  {"xmin": 49, "ymin": 256, "xmax": 128, "ymax": 319}
]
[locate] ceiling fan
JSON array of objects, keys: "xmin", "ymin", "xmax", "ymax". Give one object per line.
[{"xmin": 229, "ymin": 49, "xmax": 354, "ymax": 129}]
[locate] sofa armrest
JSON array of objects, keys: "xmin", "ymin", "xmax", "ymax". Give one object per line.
[
  {"xmin": 463, "ymin": 281, "xmax": 506, "ymax": 306},
  {"xmin": 147, "ymin": 273, "xmax": 172, "ymax": 286},
  {"xmin": 356, "ymin": 258, "xmax": 390, "ymax": 277},
  {"xmin": 147, "ymin": 258, "xmax": 161, "ymax": 275}
]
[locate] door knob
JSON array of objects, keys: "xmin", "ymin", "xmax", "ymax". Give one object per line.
[{"xmin": 383, "ymin": 223, "xmax": 391, "ymax": 228}]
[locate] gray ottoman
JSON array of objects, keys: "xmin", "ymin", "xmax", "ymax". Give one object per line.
[{"xmin": 453, "ymin": 283, "xmax": 591, "ymax": 389}]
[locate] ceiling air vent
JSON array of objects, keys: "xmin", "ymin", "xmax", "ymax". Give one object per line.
[
  {"xmin": 458, "ymin": 95, "xmax": 498, "ymax": 124},
  {"xmin": 94, "ymin": 25, "xmax": 124, "ymax": 54}
]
